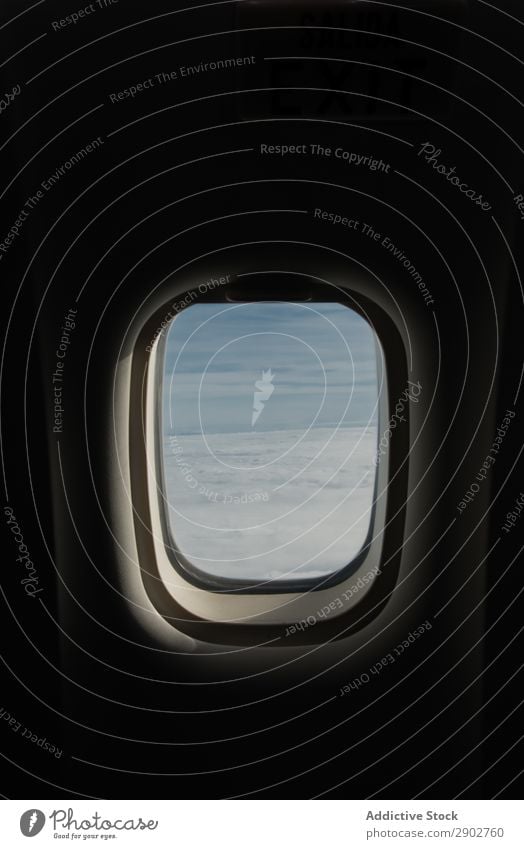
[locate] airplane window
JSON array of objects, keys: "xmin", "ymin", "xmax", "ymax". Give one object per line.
[{"xmin": 159, "ymin": 300, "xmax": 380, "ymax": 589}]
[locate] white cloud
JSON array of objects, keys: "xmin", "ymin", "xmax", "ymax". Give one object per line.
[{"xmin": 162, "ymin": 426, "xmax": 377, "ymax": 584}]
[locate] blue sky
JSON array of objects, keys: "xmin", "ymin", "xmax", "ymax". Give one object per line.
[{"xmin": 162, "ymin": 302, "xmax": 379, "ymax": 435}]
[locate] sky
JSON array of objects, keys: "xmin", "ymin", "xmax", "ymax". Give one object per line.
[
  {"xmin": 163, "ymin": 427, "xmax": 377, "ymax": 583},
  {"xmin": 162, "ymin": 302, "xmax": 379, "ymax": 436},
  {"xmin": 160, "ymin": 302, "xmax": 379, "ymax": 582}
]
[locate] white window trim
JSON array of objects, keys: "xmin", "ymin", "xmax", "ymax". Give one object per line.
[{"xmin": 144, "ymin": 320, "xmax": 389, "ymax": 627}]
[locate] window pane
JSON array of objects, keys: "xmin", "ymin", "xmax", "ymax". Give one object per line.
[{"xmin": 160, "ymin": 300, "xmax": 379, "ymax": 586}]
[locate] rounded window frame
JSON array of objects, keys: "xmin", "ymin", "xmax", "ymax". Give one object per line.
[
  {"xmin": 155, "ymin": 287, "xmax": 384, "ymax": 596},
  {"xmin": 126, "ymin": 265, "xmax": 410, "ymax": 643}
]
